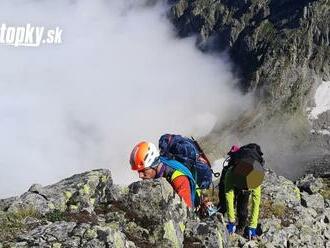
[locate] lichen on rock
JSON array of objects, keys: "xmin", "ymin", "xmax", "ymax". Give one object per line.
[{"xmin": 1, "ymin": 168, "xmax": 329, "ymax": 247}]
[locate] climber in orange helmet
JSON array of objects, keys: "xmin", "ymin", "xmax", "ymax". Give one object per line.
[{"xmin": 129, "ymin": 141, "xmax": 196, "ymax": 208}]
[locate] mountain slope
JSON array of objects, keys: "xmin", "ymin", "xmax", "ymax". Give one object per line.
[{"xmin": 170, "ymin": 0, "xmax": 330, "ymax": 113}]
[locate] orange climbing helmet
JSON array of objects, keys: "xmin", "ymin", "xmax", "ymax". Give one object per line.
[{"xmin": 129, "ymin": 141, "xmax": 160, "ymax": 171}]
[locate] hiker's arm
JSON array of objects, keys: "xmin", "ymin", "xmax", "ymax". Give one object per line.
[
  {"xmin": 225, "ymin": 169, "xmax": 236, "ymax": 223},
  {"xmin": 171, "ymin": 175, "xmax": 193, "ymax": 208},
  {"xmin": 249, "ymin": 186, "xmax": 261, "ymax": 228}
]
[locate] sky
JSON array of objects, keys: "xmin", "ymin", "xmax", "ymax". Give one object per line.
[{"xmin": 0, "ymin": 0, "xmax": 252, "ymax": 198}]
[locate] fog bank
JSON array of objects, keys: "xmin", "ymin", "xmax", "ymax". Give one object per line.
[{"xmin": 0, "ymin": 0, "xmax": 252, "ymax": 197}]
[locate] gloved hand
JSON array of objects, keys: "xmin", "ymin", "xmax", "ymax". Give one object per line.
[
  {"xmin": 245, "ymin": 227, "xmax": 257, "ymax": 240},
  {"xmin": 207, "ymin": 204, "xmax": 218, "ymax": 217},
  {"xmin": 226, "ymin": 222, "xmax": 236, "ymax": 234}
]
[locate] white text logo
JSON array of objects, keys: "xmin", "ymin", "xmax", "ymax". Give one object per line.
[{"xmin": 0, "ymin": 24, "xmax": 63, "ymax": 47}]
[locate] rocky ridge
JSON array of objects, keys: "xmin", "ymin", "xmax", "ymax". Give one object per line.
[
  {"xmin": 167, "ymin": 0, "xmax": 330, "ymax": 176},
  {"xmin": 169, "ymin": 0, "xmax": 330, "ymax": 113},
  {"xmin": 0, "ymin": 169, "xmax": 329, "ymax": 247}
]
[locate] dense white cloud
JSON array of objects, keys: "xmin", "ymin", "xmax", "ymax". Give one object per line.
[{"xmin": 0, "ymin": 0, "xmax": 251, "ymax": 197}]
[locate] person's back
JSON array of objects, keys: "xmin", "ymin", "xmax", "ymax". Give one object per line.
[
  {"xmin": 158, "ymin": 160, "xmax": 193, "ymax": 207},
  {"xmin": 159, "ymin": 134, "xmax": 213, "ymax": 190},
  {"xmin": 225, "ymin": 166, "xmax": 261, "ymax": 237},
  {"xmin": 222, "ymin": 144, "xmax": 265, "ymax": 240}
]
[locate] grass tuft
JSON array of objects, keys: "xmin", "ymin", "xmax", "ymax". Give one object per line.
[{"xmin": 0, "ymin": 206, "xmax": 40, "ymax": 242}]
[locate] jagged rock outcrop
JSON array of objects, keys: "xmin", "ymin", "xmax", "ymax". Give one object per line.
[
  {"xmin": 0, "ymin": 169, "xmax": 227, "ymax": 248},
  {"xmin": 262, "ymin": 172, "xmax": 329, "ymax": 247},
  {"xmin": 1, "ymin": 169, "xmax": 114, "ymax": 215},
  {"xmin": 229, "ymin": 171, "xmax": 330, "ymax": 247},
  {"xmin": 0, "ymin": 169, "xmax": 329, "ymax": 247},
  {"xmin": 169, "ymin": 0, "xmax": 330, "ymax": 114}
]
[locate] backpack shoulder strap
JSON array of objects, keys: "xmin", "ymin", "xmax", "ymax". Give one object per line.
[
  {"xmin": 160, "ymin": 156, "xmax": 195, "ymax": 182},
  {"xmin": 160, "ymin": 156, "xmax": 197, "ymax": 206},
  {"xmin": 170, "ymin": 170, "xmax": 185, "ymax": 182}
]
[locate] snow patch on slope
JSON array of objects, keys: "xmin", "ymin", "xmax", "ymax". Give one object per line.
[{"xmin": 309, "ymin": 81, "xmax": 330, "ymax": 119}]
